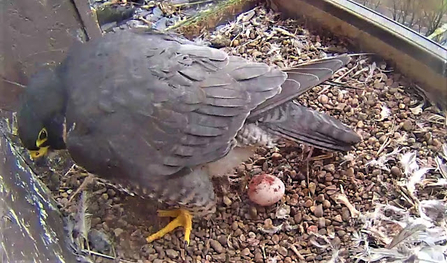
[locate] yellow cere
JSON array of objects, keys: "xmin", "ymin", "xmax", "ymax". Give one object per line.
[{"xmin": 29, "ymin": 146, "xmax": 49, "ymax": 159}]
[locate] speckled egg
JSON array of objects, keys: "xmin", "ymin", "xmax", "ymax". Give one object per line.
[{"xmin": 248, "ymin": 174, "xmax": 285, "ymax": 206}]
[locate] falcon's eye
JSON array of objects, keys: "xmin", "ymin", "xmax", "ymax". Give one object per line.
[
  {"xmin": 36, "ymin": 128, "xmax": 48, "ymax": 147},
  {"xmin": 38, "ymin": 128, "xmax": 48, "ymax": 141}
]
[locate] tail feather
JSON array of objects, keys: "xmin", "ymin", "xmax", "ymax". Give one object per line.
[
  {"xmin": 248, "ymin": 55, "xmax": 350, "ymax": 120},
  {"xmin": 256, "ymin": 102, "xmax": 361, "ymax": 151}
]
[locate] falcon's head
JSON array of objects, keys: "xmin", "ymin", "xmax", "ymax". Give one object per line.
[{"xmin": 17, "ymin": 68, "xmax": 67, "ymax": 159}]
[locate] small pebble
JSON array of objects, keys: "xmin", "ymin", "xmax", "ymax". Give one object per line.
[
  {"xmin": 272, "ymin": 234, "xmax": 280, "ymax": 243},
  {"xmin": 165, "ymin": 249, "xmax": 179, "ymax": 259},
  {"xmin": 231, "ymin": 221, "xmax": 239, "ymax": 231},
  {"xmin": 390, "ymin": 166, "xmax": 402, "ymax": 177},
  {"xmin": 241, "ymin": 248, "xmax": 250, "ymax": 256},
  {"xmin": 337, "ymin": 230, "xmax": 347, "ymax": 237},
  {"xmin": 433, "ymin": 138, "xmax": 442, "ymax": 147},
  {"xmin": 306, "ymin": 255, "xmax": 316, "ymax": 261},
  {"xmin": 341, "ymin": 207, "xmax": 351, "ymax": 221},
  {"xmin": 304, "ymin": 199, "xmax": 313, "ymax": 208},
  {"xmin": 323, "ymin": 164, "xmax": 336, "ymax": 173},
  {"xmin": 101, "ymin": 193, "xmax": 109, "ymax": 200},
  {"xmin": 59, "ymin": 197, "xmax": 69, "ymax": 206},
  {"xmin": 294, "ymin": 212, "xmax": 303, "ymax": 223},
  {"xmin": 318, "ymin": 94, "xmax": 329, "ymax": 104},
  {"xmin": 88, "ymin": 229, "xmax": 111, "ymax": 252},
  {"xmin": 357, "ymin": 120, "xmax": 364, "ymax": 128},
  {"xmin": 318, "ymin": 218, "xmax": 326, "ymax": 228},
  {"xmin": 271, "ymin": 152, "xmax": 282, "ymax": 160},
  {"xmin": 334, "ymin": 215, "xmax": 343, "ymax": 223},
  {"xmin": 372, "ymin": 169, "xmax": 381, "ymax": 176},
  {"xmin": 307, "ymin": 225, "xmax": 318, "ymax": 234},
  {"xmin": 210, "ymin": 239, "xmax": 224, "ymax": 253},
  {"xmin": 264, "ymin": 218, "xmax": 273, "ymax": 228},
  {"xmin": 366, "ymin": 95, "xmax": 376, "ymax": 105},
  {"xmin": 333, "ymin": 236, "xmax": 342, "ymax": 247},
  {"xmin": 114, "ymin": 228, "xmax": 124, "ymax": 237},
  {"xmin": 249, "ymin": 206, "xmax": 258, "ymax": 218},
  {"xmin": 402, "ymin": 119, "xmax": 413, "ymax": 131},
  {"xmin": 313, "ymin": 204, "xmax": 324, "ymax": 218},
  {"xmin": 308, "ymin": 182, "xmax": 316, "ymax": 195},
  {"xmin": 218, "ymin": 235, "xmax": 227, "ymax": 246},
  {"xmin": 223, "ymin": 196, "xmax": 232, "ymax": 206},
  {"xmin": 346, "ymin": 168, "xmax": 355, "ymax": 177},
  {"xmin": 106, "ymin": 189, "xmax": 116, "ymax": 197},
  {"xmin": 316, "ymin": 194, "xmax": 325, "ymax": 202},
  {"xmin": 278, "ymin": 246, "xmax": 288, "ymax": 257}
]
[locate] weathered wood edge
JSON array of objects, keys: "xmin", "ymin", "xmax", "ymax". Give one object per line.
[{"xmin": 0, "ymin": 114, "xmax": 78, "ymax": 262}]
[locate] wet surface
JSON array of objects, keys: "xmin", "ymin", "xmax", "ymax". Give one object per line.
[{"xmin": 0, "ymin": 115, "xmax": 78, "ymax": 262}]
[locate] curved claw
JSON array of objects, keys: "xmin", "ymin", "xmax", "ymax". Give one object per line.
[{"xmin": 146, "ymin": 209, "xmax": 193, "ymax": 245}]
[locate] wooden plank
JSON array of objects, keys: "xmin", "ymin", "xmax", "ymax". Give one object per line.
[
  {"xmin": 0, "ymin": 0, "xmax": 101, "ymax": 112},
  {"xmin": 0, "ymin": 116, "xmax": 78, "ymax": 262},
  {"xmin": 0, "ymin": 1, "xmax": 101, "ymax": 260}
]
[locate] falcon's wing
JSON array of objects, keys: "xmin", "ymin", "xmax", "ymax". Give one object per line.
[
  {"xmin": 244, "ymin": 55, "xmax": 360, "ymax": 151},
  {"xmin": 62, "ymin": 31, "xmax": 286, "ymax": 185},
  {"xmin": 248, "ymin": 55, "xmax": 350, "ymax": 120},
  {"xmin": 255, "ymin": 102, "xmax": 361, "ymax": 151}
]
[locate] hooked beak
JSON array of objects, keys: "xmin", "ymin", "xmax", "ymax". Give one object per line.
[{"xmin": 28, "ymin": 146, "xmax": 50, "ymax": 160}]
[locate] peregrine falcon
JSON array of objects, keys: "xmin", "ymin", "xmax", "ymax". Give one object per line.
[{"xmin": 17, "ymin": 30, "xmax": 361, "ymax": 244}]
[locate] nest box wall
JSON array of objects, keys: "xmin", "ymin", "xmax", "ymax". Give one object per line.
[{"xmin": 0, "ymin": 0, "xmax": 101, "ymax": 112}]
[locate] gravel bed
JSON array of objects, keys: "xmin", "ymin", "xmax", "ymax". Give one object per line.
[{"xmin": 30, "ymin": 3, "xmax": 447, "ymax": 263}]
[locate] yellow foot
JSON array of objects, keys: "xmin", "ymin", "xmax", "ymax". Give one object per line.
[{"xmin": 146, "ymin": 209, "xmax": 193, "ymax": 245}]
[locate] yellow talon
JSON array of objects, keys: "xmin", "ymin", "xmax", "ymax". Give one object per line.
[{"xmin": 146, "ymin": 209, "xmax": 193, "ymax": 245}]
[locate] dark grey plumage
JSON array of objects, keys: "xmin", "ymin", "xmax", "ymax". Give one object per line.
[{"xmin": 18, "ymin": 30, "xmax": 360, "ymax": 218}]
